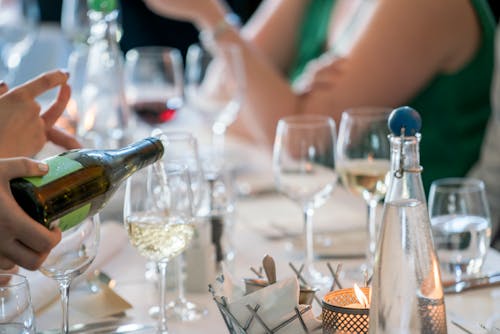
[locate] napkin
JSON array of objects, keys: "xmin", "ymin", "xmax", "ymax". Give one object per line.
[
  {"xmin": 19, "ymin": 221, "xmax": 129, "ymax": 313},
  {"xmin": 214, "ymin": 272, "xmax": 322, "ymax": 334}
]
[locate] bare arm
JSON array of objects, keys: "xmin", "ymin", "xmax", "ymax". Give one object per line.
[{"xmin": 145, "ymin": 0, "xmax": 480, "ymax": 146}]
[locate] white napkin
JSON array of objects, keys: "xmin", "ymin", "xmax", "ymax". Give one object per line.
[
  {"xmin": 214, "ymin": 273, "xmax": 322, "ymax": 334},
  {"xmin": 19, "ymin": 221, "xmax": 128, "ymax": 312}
]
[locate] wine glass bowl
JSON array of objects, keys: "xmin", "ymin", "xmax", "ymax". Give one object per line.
[
  {"xmin": 39, "ymin": 215, "xmax": 100, "ymax": 334},
  {"xmin": 125, "ymin": 46, "xmax": 184, "ymax": 128},
  {"xmin": 273, "ymin": 114, "xmax": 337, "ymax": 287},
  {"xmin": 0, "ymin": 273, "xmax": 35, "ymax": 333},
  {"xmin": 0, "ymin": 0, "xmax": 40, "ymax": 84},
  {"xmin": 336, "ymin": 107, "xmax": 391, "ymax": 273},
  {"xmin": 428, "ymin": 177, "xmax": 492, "ymax": 280}
]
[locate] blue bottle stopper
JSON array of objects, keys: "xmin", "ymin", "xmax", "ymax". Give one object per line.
[{"xmin": 388, "ymin": 106, "xmax": 422, "ymax": 136}]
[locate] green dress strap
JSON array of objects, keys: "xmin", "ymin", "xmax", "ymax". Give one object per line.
[{"xmin": 288, "ymin": 0, "xmax": 336, "ymax": 82}]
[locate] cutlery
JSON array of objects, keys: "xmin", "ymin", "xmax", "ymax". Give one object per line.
[{"xmin": 443, "ymin": 272, "xmax": 500, "ymax": 294}]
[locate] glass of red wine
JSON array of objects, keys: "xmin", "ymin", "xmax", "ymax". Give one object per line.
[{"xmin": 125, "ymin": 46, "xmax": 184, "ymax": 128}]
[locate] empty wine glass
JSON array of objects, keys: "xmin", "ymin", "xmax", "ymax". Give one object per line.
[
  {"xmin": 125, "ymin": 47, "xmax": 184, "ymax": 131},
  {"xmin": 336, "ymin": 107, "xmax": 391, "ymax": 275},
  {"xmin": 428, "ymin": 177, "xmax": 492, "ymax": 281},
  {"xmin": 124, "ymin": 163, "xmax": 195, "ymax": 333},
  {"xmin": 61, "ymin": 0, "xmax": 90, "ymax": 46},
  {"xmin": 39, "ymin": 215, "xmax": 100, "ymax": 334},
  {"xmin": 0, "ymin": 273, "xmax": 35, "ymax": 333},
  {"xmin": 273, "ymin": 114, "xmax": 337, "ymax": 287},
  {"xmin": 0, "ymin": 0, "xmax": 40, "ymax": 84},
  {"xmin": 150, "ymin": 131, "xmax": 208, "ymax": 322},
  {"xmin": 185, "ymin": 42, "xmax": 245, "ymax": 177}
]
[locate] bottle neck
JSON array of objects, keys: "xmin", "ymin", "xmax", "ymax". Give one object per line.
[
  {"xmin": 88, "ymin": 9, "xmax": 120, "ymax": 44},
  {"xmin": 385, "ymin": 134, "xmax": 426, "ymax": 203},
  {"xmin": 107, "ymin": 137, "xmax": 164, "ymax": 183}
]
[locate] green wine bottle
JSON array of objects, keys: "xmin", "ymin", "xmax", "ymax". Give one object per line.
[{"xmin": 10, "ymin": 137, "xmax": 164, "ymax": 231}]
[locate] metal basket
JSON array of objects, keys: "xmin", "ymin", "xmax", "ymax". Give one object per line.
[{"xmin": 322, "ymin": 288, "xmax": 370, "ymax": 334}]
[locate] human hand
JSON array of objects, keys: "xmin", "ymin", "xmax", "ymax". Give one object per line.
[
  {"xmin": 0, "ymin": 158, "xmax": 61, "ymax": 271},
  {"xmin": 294, "ymin": 54, "xmax": 347, "ymax": 94},
  {"xmin": 143, "ymin": 0, "xmax": 226, "ymax": 29},
  {"xmin": 0, "ymin": 69, "xmax": 81, "ymax": 159},
  {"xmin": 0, "ymin": 265, "xmax": 18, "ymax": 285}
]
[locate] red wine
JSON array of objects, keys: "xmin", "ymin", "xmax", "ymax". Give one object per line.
[{"xmin": 131, "ymin": 98, "xmax": 182, "ymax": 125}]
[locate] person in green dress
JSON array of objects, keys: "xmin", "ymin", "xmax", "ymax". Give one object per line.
[{"xmin": 144, "ymin": 0, "xmax": 495, "ymax": 192}]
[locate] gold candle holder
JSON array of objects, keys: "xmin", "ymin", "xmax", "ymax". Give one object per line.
[{"xmin": 322, "ymin": 287, "xmax": 370, "ymax": 334}]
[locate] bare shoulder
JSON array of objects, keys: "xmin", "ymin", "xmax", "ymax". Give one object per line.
[{"xmin": 377, "ymin": 0, "xmax": 481, "ymax": 72}]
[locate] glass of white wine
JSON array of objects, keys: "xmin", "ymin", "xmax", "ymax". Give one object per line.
[
  {"xmin": 150, "ymin": 130, "xmax": 208, "ymax": 322},
  {"xmin": 0, "ymin": 273, "xmax": 35, "ymax": 333},
  {"xmin": 336, "ymin": 107, "xmax": 391, "ymax": 275},
  {"xmin": 273, "ymin": 114, "xmax": 337, "ymax": 287},
  {"xmin": 39, "ymin": 215, "xmax": 100, "ymax": 334},
  {"xmin": 124, "ymin": 162, "xmax": 195, "ymax": 334}
]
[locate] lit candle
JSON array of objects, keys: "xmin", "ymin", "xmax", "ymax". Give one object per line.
[{"xmin": 345, "ymin": 284, "xmax": 370, "ymax": 309}]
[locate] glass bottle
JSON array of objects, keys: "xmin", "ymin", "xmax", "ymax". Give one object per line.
[
  {"xmin": 369, "ymin": 107, "xmax": 447, "ymax": 334},
  {"xmin": 10, "ymin": 137, "xmax": 164, "ymax": 231},
  {"xmin": 77, "ymin": 0, "xmax": 128, "ymax": 149}
]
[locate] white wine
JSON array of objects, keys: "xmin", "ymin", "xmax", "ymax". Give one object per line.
[
  {"xmin": 337, "ymin": 159, "xmax": 390, "ymax": 201},
  {"xmin": 125, "ymin": 212, "xmax": 194, "ymax": 262},
  {"xmin": 10, "ymin": 137, "xmax": 164, "ymax": 231}
]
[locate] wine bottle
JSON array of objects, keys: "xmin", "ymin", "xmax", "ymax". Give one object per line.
[{"xmin": 10, "ymin": 137, "xmax": 164, "ymax": 231}]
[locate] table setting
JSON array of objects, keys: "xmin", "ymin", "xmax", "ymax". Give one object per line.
[{"xmin": 2, "ymin": 12, "xmax": 500, "ymax": 334}]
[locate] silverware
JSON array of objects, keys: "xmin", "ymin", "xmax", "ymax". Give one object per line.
[{"xmin": 443, "ymin": 272, "xmax": 500, "ymax": 294}]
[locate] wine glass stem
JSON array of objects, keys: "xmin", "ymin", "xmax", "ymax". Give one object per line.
[
  {"xmin": 366, "ymin": 199, "xmax": 378, "ymax": 269},
  {"xmin": 176, "ymin": 254, "xmax": 187, "ymax": 303},
  {"xmin": 157, "ymin": 261, "xmax": 169, "ymax": 334},
  {"xmin": 212, "ymin": 123, "xmax": 226, "ymax": 160},
  {"xmin": 57, "ymin": 278, "xmax": 72, "ymax": 334},
  {"xmin": 303, "ymin": 206, "xmax": 315, "ymax": 270}
]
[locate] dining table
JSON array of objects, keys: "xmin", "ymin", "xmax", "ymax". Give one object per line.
[{"xmin": 13, "ymin": 23, "xmax": 500, "ymax": 334}]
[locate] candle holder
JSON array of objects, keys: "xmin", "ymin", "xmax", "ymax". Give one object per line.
[{"xmin": 322, "ymin": 287, "xmax": 370, "ymax": 334}]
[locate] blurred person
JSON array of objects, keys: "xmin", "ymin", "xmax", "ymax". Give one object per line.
[
  {"xmin": 0, "ymin": 69, "xmax": 80, "ymax": 271},
  {"xmin": 469, "ymin": 22, "xmax": 500, "ymax": 250},
  {"xmin": 144, "ymin": 0, "xmax": 495, "ymax": 192}
]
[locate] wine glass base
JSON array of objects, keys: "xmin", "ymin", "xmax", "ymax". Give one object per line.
[
  {"xmin": 149, "ymin": 300, "xmax": 208, "ymax": 322},
  {"xmin": 299, "ymin": 265, "xmax": 333, "ymax": 290}
]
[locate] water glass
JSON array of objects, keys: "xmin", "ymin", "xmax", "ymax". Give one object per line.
[
  {"xmin": 428, "ymin": 178, "xmax": 492, "ymax": 280},
  {"xmin": 0, "ymin": 273, "xmax": 35, "ymax": 333}
]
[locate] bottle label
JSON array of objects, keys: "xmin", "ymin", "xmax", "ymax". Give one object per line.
[{"xmin": 24, "ymin": 156, "xmax": 91, "ymax": 231}]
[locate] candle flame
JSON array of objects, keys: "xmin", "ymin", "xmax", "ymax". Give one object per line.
[{"xmin": 353, "ymin": 283, "xmax": 369, "ymax": 308}]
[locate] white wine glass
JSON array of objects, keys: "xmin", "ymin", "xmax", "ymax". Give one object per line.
[
  {"xmin": 124, "ymin": 163, "xmax": 195, "ymax": 333},
  {"xmin": 273, "ymin": 114, "xmax": 337, "ymax": 287},
  {"xmin": 39, "ymin": 215, "xmax": 100, "ymax": 334},
  {"xmin": 0, "ymin": 273, "xmax": 35, "ymax": 333},
  {"xmin": 428, "ymin": 177, "xmax": 492, "ymax": 281},
  {"xmin": 0, "ymin": 0, "xmax": 40, "ymax": 84},
  {"xmin": 336, "ymin": 107, "xmax": 391, "ymax": 275},
  {"xmin": 125, "ymin": 47, "xmax": 184, "ymax": 130},
  {"xmin": 185, "ymin": 42, "xmax": 245, "ymax": 178},
  {"xmin": 150, "ymin": 131, "xmax": 208, "ymax": 322}
]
